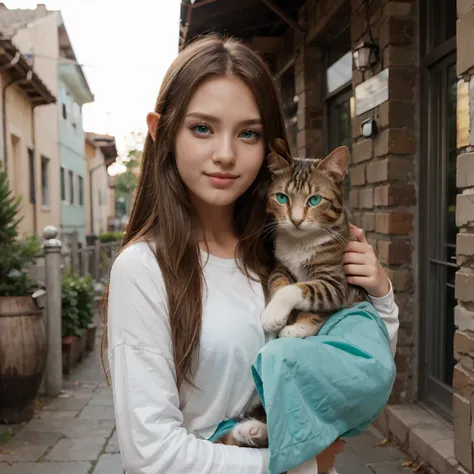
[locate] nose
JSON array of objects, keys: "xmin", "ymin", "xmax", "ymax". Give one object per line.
[
  {"xmin": 212, "ymin": 136, "xmax": 236, "ymax": 167},
  {"xmin": 291, "ymin": 218, "xmax": 304, "ymax": 228},
  {"xmin": 290, "ymin": 208, "xmax": 305, "ymax": 228}
]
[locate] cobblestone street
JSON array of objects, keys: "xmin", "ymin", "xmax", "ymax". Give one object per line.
[{"xmin": 0, "ymin": 330, "xmax": 412, "ymax": 474}]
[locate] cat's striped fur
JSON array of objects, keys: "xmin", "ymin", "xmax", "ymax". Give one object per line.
[{"xmin": 214, "ymin": 139, "xmax": 366, "ymax": 451}]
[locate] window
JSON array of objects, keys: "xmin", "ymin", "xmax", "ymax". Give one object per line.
[
  {"xmin": 60, "ymin": 167, "xmax": 66, "ymax": 201},
  {"xmin": 69, "ymin": 170, "xmax": 74, "ymax": 204},
  {"xmin": 420, "ymin": 0, "xmax": 457, "ymax": 418},
  {"xmin": 28, "ymin": 148, "xmax": 35, "ymax": 204},
  {"xmin": 41, "ymin": 156, "xmax": 49, "ymax": 206},
  {"xmin": 72, "ymin": 103, "xmax": 80, "ymax": 129},
  {"xmin": 78, "ymin": 175, "xmax": 84, "ymax": 206},
  {"xmin": 61, "ymin": 88, "xmax": 67, "ymax": 120}
]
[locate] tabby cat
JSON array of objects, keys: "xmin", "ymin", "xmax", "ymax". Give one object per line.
[{"xmin": 214, "ymin": 139, "xmax": 366, "ymax": 449}]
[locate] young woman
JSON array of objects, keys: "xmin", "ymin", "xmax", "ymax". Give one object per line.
[{"xmin": 104, "ymin": 35, "xmax": 399, "ymax": 474}]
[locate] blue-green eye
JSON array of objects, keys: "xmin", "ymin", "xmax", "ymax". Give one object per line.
[
  {"xmin": 193, "ymin": 124, "xmax": 211, "ymax": 135},
  {"xmin": 307, "ymin": 195, "xmax": 322, "ymax": 207},
  {"xmin": 276, "ymin": 193, "xmax": 289, "ymax": 204},
  {"xmin": 239, "ymin": 129, "xmax": 259, "ymax": 140}
]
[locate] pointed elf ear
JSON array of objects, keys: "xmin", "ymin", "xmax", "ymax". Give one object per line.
[
  {"xmin": 317, "ymin": 146, "xmax": 349, "ymax": 183},
  {"xmin": 266, "ymin": 138, "xmax": 294, "ymax": 174}
]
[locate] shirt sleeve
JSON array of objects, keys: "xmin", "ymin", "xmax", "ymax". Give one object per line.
[
  {"xmin": 367, "ymin": 280, "xmax": 399, "ymax": 356},
  {"xmin": 107, "ymin": 245, "xmax": 269, "ymax": 474}
]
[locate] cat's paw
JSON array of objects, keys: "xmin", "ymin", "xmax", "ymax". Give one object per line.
[
  {"xmin": 261, "ymin": 286, "xmax": 302, "ymax": 332},
  {"xmin": 232, "ymin": 419, "xmax": 268, "ymax": 447},
  {"xmin": 279, "ymin": 324, "xmax": 312, "ymax": 338}
]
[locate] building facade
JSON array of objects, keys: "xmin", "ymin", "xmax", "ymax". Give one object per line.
[
  {"xmin": 180, "ymin": 1, "xmax": 474, "ymax": 472},
  {"xmin": 0, "ymin": 35, "xmax": 56, "ymax": 238},
  {"xmin": 84, "ymin": 132, "xmax": 117, "ymax": 237},
  {"xmin": 0, "ymin": 5, "xmax": 94, "ymax": 243}
]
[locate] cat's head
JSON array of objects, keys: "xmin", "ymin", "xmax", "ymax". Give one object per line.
[{"xmin": 266, "ymin": 138, "xmax": 349, "ymax": 236}]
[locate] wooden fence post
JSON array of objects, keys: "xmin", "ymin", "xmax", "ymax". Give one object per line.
[
  {"xmin": 94, "ymin": 239, "xmax": 101, "ymax": 281},
  {"xmin": 42, "ymin": 225, "xmax": 62, "ymax": 396}
]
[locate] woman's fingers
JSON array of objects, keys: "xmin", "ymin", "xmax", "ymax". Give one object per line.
[
  {"xmin": 343, "ymin": 252, "xmax": 367, "ymax": 265},
  {"xmin": 344, "ymin": 264, "xmax": 371, "ymax": 277},
  {"xmin": 350, "ymin": 224, "xmax": 369, "ymax": 244},
  {"xmin": 345, "ymin": 240, "xmax": 370, "ymax": 254},
  {"xmin": 346, "ymin": 276, "xmax": 372, "ymax": 287}
]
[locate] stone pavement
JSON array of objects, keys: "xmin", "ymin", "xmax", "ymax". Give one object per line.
[
  {"xmin": 0, "ymin": 331, "xmax": 415, "ymax": 474},
  {"xmin": 0, "ymin": 332, "xmax": 121, "ymax": 474}
]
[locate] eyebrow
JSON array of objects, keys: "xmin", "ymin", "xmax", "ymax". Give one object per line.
[{"xmin": 186, "ymin": 112, "xmax": 263, "ymax": 126}]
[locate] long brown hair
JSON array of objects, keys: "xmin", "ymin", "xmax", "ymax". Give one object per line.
[{"xmin": 101, "ymin": 35, "xmax": 289, "ymax": 389}]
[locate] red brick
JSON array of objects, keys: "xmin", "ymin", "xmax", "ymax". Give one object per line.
[
  {"xmin": 378, "ymin": 239, "xmax": 412, "ymax": 265},
  {"xmin": 383, "ymin": 45, "xmax": 414, "ymax": 67},
  {"xmin": 366, "ymin": 157, "xmax": 414, "ymax": 183},
  {"xmin": 349, "ymin": 189, "xmax": 359, "ymax": 209},
  {"xmin": 378, "ymin": 17, "xmax": 415, "ymax": 52},
  {"xmin": 362, "ymin": 212, "xmax": 375, "ymax": 231},
  {"xmin": 350, "ymin": 164, "xmax": 366, "ymax": 186},
  {"xmin": 359, "ymin": 187, "xmax": 374, "ymax": 209},
  {"xmin": 388, "ymin": 68, "xmax": 416, "ymax": 101},
  {"xmin": 379, "ymin": 101, "xmax": 415, "ymax": 130},
  {"xmin": 352, "ymin": 139, "xmax": 373, "ymax": 164},
  {"xmin": 385, "ymin": 268, "xmax": 414, "ymax": 292},
  {"xmin": 373, "ymin": 184, "xmax": 417, "ymax": 207},
  {"xmin": 375, "ymin": 129, "xmax": 416, "ymax": 157},
  {"xmin": 376, "ymin": 212, "xmax": 413, "ymax": 235}
]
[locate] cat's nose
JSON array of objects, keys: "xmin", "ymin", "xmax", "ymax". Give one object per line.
[{"xmin": 291, "ymin": 218, "xmax": 304, "ymax": 228}]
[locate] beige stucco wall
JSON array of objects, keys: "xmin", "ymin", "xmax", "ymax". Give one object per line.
[
  {"xmin": 1, "ymin": 73, "xmax": 35, "ymax": 238},
  {"xmin": 12, "ymin": 12, "xmax": 61, "ymax": 237},
  {"xmin": 85, "ymin": 141, "xmax": 111, "ymax": 236}
]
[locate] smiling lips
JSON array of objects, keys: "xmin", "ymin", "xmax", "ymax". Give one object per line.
[{"xmin": 205, "ymin": 172, "xmax": 238, "ymax": 188}]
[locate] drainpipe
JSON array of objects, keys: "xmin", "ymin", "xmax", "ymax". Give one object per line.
[
  {"xmin": 89, "ymin": 160, "xmax": 104, "ymax": 236},
  {"xmin": 1, "ymin": 51, "xmax": 22, "ymax": 176},
  {"xmin": 31, "ymin": 102, "xmax": 40, "ymax": 235}
]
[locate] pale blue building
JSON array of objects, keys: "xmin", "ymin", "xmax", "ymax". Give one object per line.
[{"xmin": 58, "ymin": 24, "xmax": 94, "ymax": 243}]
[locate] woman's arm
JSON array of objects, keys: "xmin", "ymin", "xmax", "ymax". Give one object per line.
[
  {"xmin": 344, "ymin": 225, "xmax": 400, "ymax": 356},
  {"xmin": 108, "ymin": 245, "xmax": 268, "ymax": 474}
]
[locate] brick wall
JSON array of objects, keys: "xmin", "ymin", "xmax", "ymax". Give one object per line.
[
  {"xmin": 350, "ymin": 0, "xmax": 418, "ymax": 403},
  {"xmin": 453, "ymin": 1, "xmax": 474, "ymax": 471}
]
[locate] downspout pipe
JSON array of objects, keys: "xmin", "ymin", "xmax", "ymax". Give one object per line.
[
  {"xmin": 31, "ymin": 102, "xmax": 40, "ymax": 235},
  {"xmin": 1, "ymin": 51, "xmax": 22, "ymax": 176},
  {"xmin": 89, "ymin": 160, "xmax": 104, "ymax": 236}
]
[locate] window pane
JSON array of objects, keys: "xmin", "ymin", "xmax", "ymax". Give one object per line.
[
  {"xmin": 41, "ymin": 157, "xmax": 48, "ymax": 206},
  {"xmin": 28, "ymin": 148, "xmax": 35, "ymax": 204},
  {"xmin": 326, "ymin": 51, "xmax": 352, "ymax": 95},
  {"xmin": 69, "ymin": 170, "xmax": 74, "ymax": 204},
  {"xmin": 79, "ymin": 176, "xmax": 84, "ymax": 206},
  {"xmin": 60, "ymin": 167, "xmax": 66, "ymax": 201}
]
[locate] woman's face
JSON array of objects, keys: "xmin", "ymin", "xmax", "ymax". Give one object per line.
[{"xmin": 175, "ymin": 75, "xmax": 265, "ymax": 211}]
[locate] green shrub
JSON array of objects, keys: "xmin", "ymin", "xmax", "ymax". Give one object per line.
[
  {"xmin": 62, "ymin": 273, "xmax": 95, "ymax": 337},
  {"xmin": 0, "ymin": 165, "xmax": 40, "ymax": 296},
  {"xmin": 99, "ymin": 231, "xmax": 123, "ymax": 243}
]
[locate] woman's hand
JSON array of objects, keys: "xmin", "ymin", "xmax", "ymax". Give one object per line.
[
  {"xmin": 344, "ymin": 225, "xmax": 390, "ymax": 298},
  {"xmin": 316, "ymin": 438, "xmax": 344, "ymax": 472}
]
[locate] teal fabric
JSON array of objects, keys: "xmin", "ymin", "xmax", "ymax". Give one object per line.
[
  {"xmin": 251, "ymin": 301, "xmax": 396, "ymax": 474},
  {"xmin": 208, "ymin": 419, "xmax": 238, "ymax": 442}
]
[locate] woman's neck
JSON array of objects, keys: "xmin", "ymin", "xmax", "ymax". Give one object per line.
[{"xmin": 193, "ymin": 201, "xmax": 239, "ymax": 258}]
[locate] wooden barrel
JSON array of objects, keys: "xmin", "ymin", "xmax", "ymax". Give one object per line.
[{"xmin": 0, "ymin": 296, "xmax": 47, "ymax": 424}]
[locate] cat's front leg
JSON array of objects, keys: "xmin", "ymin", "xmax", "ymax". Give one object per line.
[
  {"xmin": 261, "ymin": 284, "xmax": 307, "ymax": 332},
  {"xmin": 279, "ymin": 311, "xmax": 326, "ymax": 338}
]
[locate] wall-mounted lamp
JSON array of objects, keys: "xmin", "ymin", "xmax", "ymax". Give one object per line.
[
  {"xmin": 361, "ymin": 118, "xmax": 378, "ymax": 139},
  {"xmin": 353, "ymin": 40, "xmax": 379, "ymax": 73}
]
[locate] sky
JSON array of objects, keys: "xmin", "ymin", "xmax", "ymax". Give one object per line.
[{"xmin": 4, "ymin": 0, "xmax": 181, "ymax": 164}]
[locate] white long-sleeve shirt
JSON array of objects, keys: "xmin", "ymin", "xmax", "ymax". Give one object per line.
[{"xmin": 108, "ymin": 242, "xmax": 399, "ymax": 474}]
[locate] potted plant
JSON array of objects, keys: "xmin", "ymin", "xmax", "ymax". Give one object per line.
[
  {"xmin": 0, "ymin": 165, "xmax": 46, "ymax": 423},
  {"xmin": 61, "ymin": 272, "xmax": 95, "ymax": 373}
]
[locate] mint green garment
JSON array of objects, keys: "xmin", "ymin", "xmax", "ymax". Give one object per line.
[{"xmin": 251, "ymin": 302, "xmax": 396, "ymax": 474}]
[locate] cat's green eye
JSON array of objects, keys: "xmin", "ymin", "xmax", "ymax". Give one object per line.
[
  {"xmin": 307, "ymin": 195, "xmax": 323, "ymax": 207},
  {"xmin": 276, "ymin": 193, "xmax": 289, "ymax": 204}
]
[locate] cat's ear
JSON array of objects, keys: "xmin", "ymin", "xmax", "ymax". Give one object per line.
[
  {"xmin": 317, "ymin": 146, "xmax": 349, "ymax": 183},
  {"xmin": 267, "ymin": 138, "xmax": 293, "ymax": 173}
]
